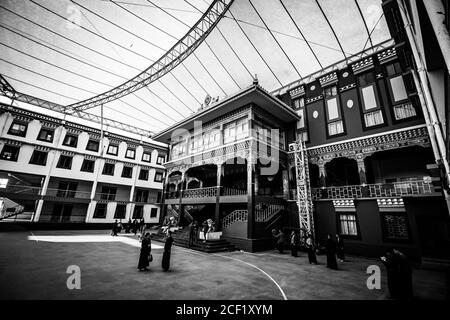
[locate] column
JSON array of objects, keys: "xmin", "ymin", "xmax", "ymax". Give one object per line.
[
  {"xmin": 247, "ymin": 149, "xmax": 255, "ymax": 239},
  {"xmin": 318, "ymin": 161, "xmax": 327, "ymax": 188},
  {"xmin": 215, "ymin": 163, "xmax": 222, "ymax": 230},
  {"xmin": 356, "ymin": 156, "xmax": 367, "ymax": 185},
  {"xmin": 85, "ymin": 158, "xmax": 103, "ymax": 222},
  {"xmin": 282, "ymin": 169, "xmax": 289, "ymax": 199},
  {"xmin": 126, "ymin": 165, "xmax": 139, "ymax": 221},
  {"xmin": 33, "ymin": 152, "xmax": 55, "ymax": 222},
  {"xmin": 178, "ymin": 170, "xmax": 186, "ymax": 226},
  {"xmin": 158, "ymin": 171, "xmax": 170, "ymax": 225}
]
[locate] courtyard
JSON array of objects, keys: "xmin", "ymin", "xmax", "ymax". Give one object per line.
[{"xmin": 0, "ymin": 230, "xmax": 447, "ymax": 300}]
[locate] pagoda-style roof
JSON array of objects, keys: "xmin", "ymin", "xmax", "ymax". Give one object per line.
[{"xmin": 153, "ymin": 84, "xmax": 300, "ymax": 143}]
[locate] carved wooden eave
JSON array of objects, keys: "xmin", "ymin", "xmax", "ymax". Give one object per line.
[{"xmin": 306, "ymin": 126, "xmax": 430, "ymax": 165}]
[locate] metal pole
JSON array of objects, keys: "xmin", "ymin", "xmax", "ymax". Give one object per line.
[
  {"xmin": 423, "ymin": 0, "xmax": 450, "ymax": 76},
  {"xmin": 397, "ymin": 0, "xmax": 450, "ymax": 185}
]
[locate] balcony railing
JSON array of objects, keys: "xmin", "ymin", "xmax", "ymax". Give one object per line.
[
  {"xmin": 290, "ymin": 180, "xmax": 435, "ymax": 200},
  {"xmin": 94, "ymin": 193, "xmax": 130, "ymax": 202},
  {"xmin": 46, "ymin": 188, "xmax": 91, "ymax": 199},
  {"xmin": 182, "ymin": 186, "xmax": 218, "ymax": 198},
  {"xmin": 221, "ymin": 187, "xmax": 247, "ymax": 196},
  {"xmin": 0, "ymin": 185, "xmax": 42, "ymax": 195}
]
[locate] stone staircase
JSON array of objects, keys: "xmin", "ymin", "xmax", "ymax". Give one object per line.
[{"xmin": 153, "ymin": 228, "xmax": 235, "ymax": 253}]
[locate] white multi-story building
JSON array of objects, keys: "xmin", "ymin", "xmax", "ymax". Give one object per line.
[{"xmin": 0, "ymin": 103, "xmax": 167, "ymax": 225}]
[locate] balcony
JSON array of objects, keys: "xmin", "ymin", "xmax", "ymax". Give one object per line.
[
  {"xmin": 164, "ymin": 186, "xmax": 248, "ymax": 204},
  {"xmin": 290, "ymin": 180, "xmax": 436, "ymax": 201},
  {"xmin": 45, "ymin": 188, "xmax": 91, "ymax": 203}
]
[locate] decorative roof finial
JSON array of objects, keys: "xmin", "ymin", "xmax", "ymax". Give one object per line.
[{"xmin": 253, "ymin": 74, "xmax": 258, "ymax": 85}]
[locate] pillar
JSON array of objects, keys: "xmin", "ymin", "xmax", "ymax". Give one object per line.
[
  {"xmin": 318, "ymin": 162, "xmax": 327, "ymax": 188},
  {"xmin": 247, "ymin": 153, "xmax": 255, "ymax": 239},
  {"xmin": 215, "ymin": 163, "xmax": 223, "ymax": 230},
  {"xmin": 33, "ymin": 152, "xmax": 54, "ymax": 222},
  {"xmin": 356, "ymin": 156, "xmax": 367, "ymax": 185},
  {"xmin": 178, "ymin": 171, "xmax": 186, "ymax": 226},
  {"xmin": 282, "ymin": 169, "xmax": 289, "ymax": 199}
]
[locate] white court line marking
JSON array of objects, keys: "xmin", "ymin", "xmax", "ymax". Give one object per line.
[
  {"xmin": 165, "ymin": 243, "xmax": 288, "ymax": 300},
  {"xmin": 27, "ymin": 235, "xmax": 163, "ymax": 249}
]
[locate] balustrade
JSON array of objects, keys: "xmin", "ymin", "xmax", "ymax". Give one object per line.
[
  {"xmin": 182, "ymin": 186, "xmax": 218, "ymax": 198},
  {"xmin": 222, "ymin": 209, "xmax": 248, "ymax": 229}
]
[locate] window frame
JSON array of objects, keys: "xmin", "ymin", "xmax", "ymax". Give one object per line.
[
  {"xmin": 62, "ymin": 133, "xmax": 78, "ymax": 148},
  {"xmin": 121, "ymin": 166, "xmax": 133, "ymax": 178},
  {"xmin": 80, "ymin": 159, "xmax": 95, "ymax": 173},
  {"xmin": 8, "ymin": 121, "xmax": 28, "ymax": 137},
  {"xmin": 125, "ymin": 148, "xmax": 136, "ymax": 159},
  {"xmin": 132, "ymin": 205, "xmax": 144, "ymax": 219},
  {"xmin": 106, "ymin": 144, "xmax": 119, "ymax": 156},
  {"xmin": 150, "ymin": 208, "xmax": 158, "ymax": 218},
  {"xmin": 138, "ymin": 168, "xmax": 149, "ymax": 181},
  {"xmin": 114, "ymin": 204, "xmax": 127, "ymax": 219},
  {"xmin": 154, "ymin": 171, "xmax": 164, "ymax": 182},
  {"xmin": 337, "ymin": 212, "xmax": 361, "ymax": 239},
  {"xmin": 323, "ymin": 85, "xmax": 345, "ymax": 138},
  {"xmin": 56, "ymin": 155, "xmax": 73, "ymax": 170},
  {"xmin": 93, "ymin": 203, "xmax": 107, "ymax": 219},
  {"xmin": 102, "ymin": 163, "xmax": 115, "ymax": 176},
  {"xmin": 357, "ymin": 72, "xmax": 386, "ymax": 130},
  {"xmin": 100, "ymin": 186, "xmax": 117, "ymax": 201},
  {"xmin": 142, "ymin": 152, "xmax": 151, "ymax": 163},
  {"xmin": 156, "ymin": 155, "xmax": 165, "ymax": 165},
  {"xmin": 0, "ymin": 145, "xmax": 20, "ymax": 162},
  {"xmin": 37, "ymin": 128, "xmax": 54, "ymax": 143},
  {"xmin": 29, "ymin": 150, "xmax": 48, "ymax": 166},
  {"xmin": 86, "ymin": 139, "xmax": 100, "ymax": 152},
  {"xmin": 380, "ymin": 212, "xmax": 412, "ymax": 243}
]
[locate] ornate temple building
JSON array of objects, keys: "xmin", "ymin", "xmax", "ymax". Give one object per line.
[{"xmin": 154, "ymin": 36, "xmax": 450, "ymax": 259}]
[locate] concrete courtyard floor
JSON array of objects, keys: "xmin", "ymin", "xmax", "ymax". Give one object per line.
[{"xmin": 0, "ymin": 230, "xmax": 447, "ymax": 300}]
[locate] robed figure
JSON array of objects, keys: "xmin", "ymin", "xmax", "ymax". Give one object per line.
[
  {"xmin": 336, "ymin": 234, "xmax": 345, "ymax": 262},
  {"xmin": 326, "ymin": 234, "xmax": 338, "ymax": 270},
  {"xmin": 137, "ymin": 233, "xmax": 151, "ymax": 271},
  {"xmin": 162, "ymin": 231, "xmax": 174, "ymax": 271},
  {"xmin": 306, "ymin": 236, "xmax": 317, "ymax": 264}
]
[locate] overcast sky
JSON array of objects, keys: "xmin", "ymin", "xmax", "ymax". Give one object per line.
[{"xmin": 0, "ymin": 0, "xmax": 390, "ymax": 135}]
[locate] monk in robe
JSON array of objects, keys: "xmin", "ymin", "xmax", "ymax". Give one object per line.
[
  {"xmin": 162, "ymin": 231, "xmax": 174, "ymax": 272},
  {"xmin": 137, "ymin": 233, "xmax": 151, "ymax": 271}
]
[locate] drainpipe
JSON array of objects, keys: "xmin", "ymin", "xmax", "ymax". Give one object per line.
[
  {"xmin": 423, "ymin": 0, "xmax": 450, "ymax": 76},
  {"xmin": 397, "ymin": 0, "xmax": 450, "ymax": 186}
]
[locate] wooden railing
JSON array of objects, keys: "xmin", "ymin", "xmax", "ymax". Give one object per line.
[
  {"xmin": 222, "ymin": 209, "xmax": 248, "ymax": 229},
  {"xmin": 182, "ymin": 186, "xmax": 218, "ymax": 198},
  {"xmin": 289, "ymin": 180, "xmax": 435, "ymax": 200},
  {"xmin": 221, "ymin": 187, "xmax": 247, "ymax": 196},
  {"xmin": 255, "ymin": 204, "xmax": 284, "ymax": 222},
  {"xmin": 47, "ymin": 188, "xmax": 91, "ymax": 199}
]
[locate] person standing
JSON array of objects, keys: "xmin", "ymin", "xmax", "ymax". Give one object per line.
[
  {"xmin": 189, "ymin": 220, "xmax": 199, "ymax": 247},
  {"xmin": 336, "ymin": 234, "xmax": 345, "ymax": 262},
  {"xmin": 306, "ymin": 235, "xmax": 317, "ymax": 264},
  {"xmin": 381, "ymin": 248, "xmax": 400, "ymax": 299},
  {"xmin": 326, "ymin": 234, "xmax": 338, "ymax": 270},
  {"xmin": 394, "ymin": 249, "xmax": 413, "ymax": 300},
  {"xmin": 132, "ymin": 219, "xmax": 138, "ymax": 235},
  {"xmin": 137, "ymin": 233, "xmax": 152, "ymax": 271},
  {"xmin": 162, "ymin": 231, "xmax": 174, "ymax": 272},
  {"xmin": 117, "ymin": 220, "xmax": 123, "ymax": 234},
  {"xmin": 272, "ymin": 229, "xmax": 285, "ymax": 254},
  {"xmin": 202, "ymin": 220, "xmax": 208, "ymax": 242},
  {"xmin": 290, "ymin": 231, "xmax": 299, "ymax": 257},
  {"xmin": 111, "ymin": 219, "xmax": 118, "ymax": 236}
]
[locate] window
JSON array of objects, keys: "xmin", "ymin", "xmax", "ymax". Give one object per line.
[
  {"xmin": 125, "ymin": 148, "xmax": 135, "ymax": 159},
  {"xmin": 382, "ymin": 213, "xmax": 410, "ymax": 241},
  {"xmin": 324, "ymin": 86, "xmax": 337, "ymax": 98},
  {"xmin": 121, "ymin": 166, "xmax": 133, "ymax": 178},
  {"xmin": 385, "ymin": 62, "xmax": 402, "ymax": 77},
  {"xmin": 292, "ymin": 97, "xmax": 305, "ymax": 110},
  {"xmin": 154, "ymin": 172, "xmax": 164, "ymax": 182},
  {"xmin": 156, "ymin": 155, "xmax": 165, "ymax": 165},
  {"xmin": 114, "ymin": 204, "xmax": 126, "ymax": 219},
  {"xmin": 325, "ymin": 95, "xmax": 344, "ymax": 136},
  {"xmin": 86, "ymin": 139, "xmax": 99, "ymax": 152},
  {"xmin": 37, "ymin": 128, "xmax": 54, "ymax": 142},
  {"xmin": 296, "ymin": 108, "xmax": 306, "ymax": 129},
  {"xmin": 8, "ymin": 121, "xmax": 28, "ymax": 137},
  {"xmin": 135, "ymin": 189, "xmax": 149, "ymax": 203},
  {"xmin": 102, "ymin": 163, "xmax": 115, "ymax": 176},
  {"xmin": 80, "ymin": 159, "xmax": 95, "ymax": 173},
  {"xmin": 100, "ymin": 186, "xmax": 117, "ymax": 200},
  {"xmin": 0, "ymin": 178, "xmax": 8, "ymax": 188},
  {"xmin": 132, "ymin": 205, "xmax": 143, "ymax": 219},
  {"xmin": 339, "ymin": 213, "xmax": 358, "ymax": 236},
  {"xmin": 150, "ymin": 208, "xmax": 158, "ymax": 218},
  {"xmin": 297, "ymin": 131, "xmax": 309, "ymax": 142},
  {"xmin": 62, "ymin": 134, "xmax": 78, "ymax": 147},
  {"xmin": 389, "ymin": 76, "xmax": 408, "ymax": 103},
  {"xmin": 0, "ymin": 145, "xmax": 20, "ymax": 161},
  {"xmin": 56, "ymin": 155, "xmax": 73, "ymax": 169},
  {"xmin": 56, "ymin": 181, "xmax": 77, "ymax": 198},
  {"xmin": 142, "ymin": 152, "xmax": 151, "ymax": 162},
  {"xmin": 393, "ymin": 103, "xmax": 417, "ymax": 120},
  {"xmin": 358, "ymin": 73, "xmax": 384, "ymax": 128},
  {"xmin": 29, "ymin": 150, "xmax": 48, "ymax": 166},
  {"xmin": 107, "ymin": 144, "xmax": 118, "ymax": 156},
  {"xmin": 139, "ymin": 169, "xmax": 149, "ymax": 181},
  {"xmin": 223, "ymin": 117, "xmax": 249, "ymax": 144},
  {"xmin": 93, "ymin": 203, "xmax": 107, "ymax": 218}
]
